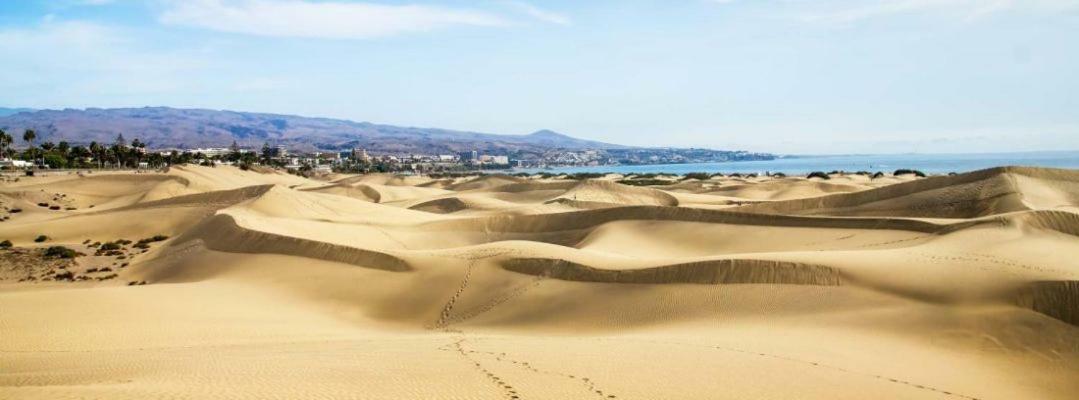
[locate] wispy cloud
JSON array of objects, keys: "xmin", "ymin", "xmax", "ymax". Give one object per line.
[
  {"xmin": 0, "ymin": 20, "xmax": 210, "ymax": 105},
  {"xmin": 504, "ymin": 1, "xmax": 571, "ymax": 25},
  {"xmin": 159, "ymin": 0, "xmax": 508, "ymax": 40}
]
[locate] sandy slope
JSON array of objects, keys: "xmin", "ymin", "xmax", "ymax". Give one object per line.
[{"xmin": 2, "ymin": 165, "xmax": 1077, "ymax": 399}]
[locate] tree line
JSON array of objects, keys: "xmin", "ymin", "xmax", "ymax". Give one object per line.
[{"xmin": 0, "ymin": 129, "xmax": 270, "ymax": 170}]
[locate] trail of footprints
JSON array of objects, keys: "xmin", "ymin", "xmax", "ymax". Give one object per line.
[
  {"xmin": 465, "ymin": 345, "xmax": 617, "ymax": 399},
  {"xmin": 433, "ymin": 249, "xmax": 616, "ymax": 399},
  {"xmin": 855, "ymin": 234, "xmax": 935, "ymax": 249},
  {"xmin": 443, "ymin": 333, "xmax": 985, "ymax": 400},
  {"xmin": 432, "ymin": 247, "xmax": 535, "ymax": 329},
  {"xmin": 623, "ymin": 338, "xmax": 981, "ymax": 400},
  {"xmin": 432, "ymin": 261, "xmax": 476, "ymax": 329},
  {"xmin": 440, "ymin": 275, "xmax": 546, "ymax": 327},
  {"xmin": 445, "ymin": 338, "xmax": 523, "ymax": 399},
  {"xmin": 439, "ymin": 337, "xmax": 618, "ymax": 400},
  {"xmin": 426, "ymin": 243, "xmax": 1017, "ymax": 399},
  {"xmin": 914, "ymin": 251, "xmax": 1069, "ymax": 276}
]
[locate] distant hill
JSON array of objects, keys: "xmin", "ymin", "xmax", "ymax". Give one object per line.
[
  {"xmin": 0, "ymin": 107, "xmax": 628, "ymax": 154},
  {"xmin": 0, "ymin": 107, "xmax": 35, "ymax": 117}
]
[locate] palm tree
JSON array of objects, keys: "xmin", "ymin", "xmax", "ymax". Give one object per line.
[
  {"xmin": 89, "ymin": 141, "xmax": 103, "ymax": 169},
  {"xmin": 22, "ymin": 129, "xmax": 35, "ymax": 148},
  {"xmin": 22, "ymin": 129, "xmax": 36, "ymax": 164},
  {"xmin": 0, "ymin": 130, "xmax": 11, "ymax": 172},
  {"xmin": 0, "ymin": 129, "xmax": 10, "ymax": 159},
  {"xmin": 112, "ymin": 134, "xmax": 128, "ymax": 168},
  {"xmin": 130, "ymin": 138, "xmax": 146, "ymax": 168}
]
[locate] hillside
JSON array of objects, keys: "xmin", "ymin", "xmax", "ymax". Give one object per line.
[{"xmin": 0, "ymin": 107, "xmax": 627, "ymax": 154}]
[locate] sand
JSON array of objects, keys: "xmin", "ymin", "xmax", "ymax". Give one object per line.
[{"xmin": 1, "ymin": 165, "xmax": 1077, "ymax": 399}]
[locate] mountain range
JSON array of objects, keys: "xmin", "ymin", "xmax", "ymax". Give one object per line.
[{"xmin": 0, "ymin": 107, "xmax": 627, "ymax": 155}]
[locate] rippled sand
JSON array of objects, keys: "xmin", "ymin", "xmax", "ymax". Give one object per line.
[{"xmin": 2, "ymin": 165, "xmax": 1077, "ymax": 399}]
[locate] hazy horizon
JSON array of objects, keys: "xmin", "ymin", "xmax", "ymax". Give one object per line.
[{"xmin": 2, "ymin": 1, "xmax": 1078, "ymax": 154}]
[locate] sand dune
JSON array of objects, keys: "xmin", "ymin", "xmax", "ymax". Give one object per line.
[
  {"xmin": 2, "ymin": 165, "xmax": 1077, "ymax": 399},
  {"xmin": 704, "ymin": 178, "xmax": 869, "ymax": 200},
  {"xmin": 736, "ymin": 166, "xmax": 1079, "ymax": 217}
]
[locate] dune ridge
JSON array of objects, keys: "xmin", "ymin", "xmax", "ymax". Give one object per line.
[
  {"xmin": 2, "ymin": 165, "xmax": 1077, "ymax": 400},
  {"xmin": 734, "ymin": 166, "xmax": 1079, "ymax": 217},
  {"xmin": 171, "ymin": 213, "xmax": 411, "ymax": 272},
  {"xmin": 502, "ymin": 257, "xmax": 843, "ymax": 285},
  {"xmin": 1015, "ymin": 280, "xmax": 1079, "ymax": 326}
]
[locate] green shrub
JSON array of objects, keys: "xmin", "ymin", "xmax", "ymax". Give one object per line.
[
  {"xmin": 871, "ymin": 172, "xmax": 885, "ymax": 179},
  {"xmin": 618, "ymin": 179, "xmax": 674, "ymax": 186},
  {"xmin": 0, "ymin": 240, "xmax": 12, "ymax": 248},
  {"xmin": 138, "ymin": 235, "xmax": 169, "ymax": 243},
  {"xmin": 682, "ymin": 172, "xmax": 711, "ymax": 181},
  {"xmin": 100, "ymin": 242, "xmax": 121, "ymax": 250},
  {"xmin": 893, "ymin": 169, "xmax": 926, "ymax": 177},
  {"xmin": 806, "ymin": 171, "xmax": 830, "ymax": 180},
  {"xmin": 568, "ymin": 172, "xmax": 605, "ymax": 180},
  {"xmin": 34, "ymin": 235, "xmax": 48, "ymax": 243},
  {"xmin": 44, "ymin": 246, "xmax": 79, "ymax": 259}
]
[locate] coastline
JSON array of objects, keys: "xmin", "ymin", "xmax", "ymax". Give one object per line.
[{"xmin": 510, "ymin": 150, "xmax": 1079, "ymax": 175}]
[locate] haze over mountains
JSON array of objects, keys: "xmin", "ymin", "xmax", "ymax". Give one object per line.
[{"xmin": 0, "ymin": 107, "xmax": 632, "ymax": 155}]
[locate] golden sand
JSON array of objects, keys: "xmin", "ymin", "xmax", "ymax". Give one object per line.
[{"xmin": 1, "ymin": 166, "xmax": 1076, "ymax": 399}]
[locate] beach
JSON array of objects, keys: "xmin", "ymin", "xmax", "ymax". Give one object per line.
[{"xmin": 1, "ymin": 165, "xmax": 1077, "ymax": 399}]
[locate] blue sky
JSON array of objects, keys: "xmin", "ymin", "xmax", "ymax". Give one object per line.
[{"xmin": 1, "ymin": 0, "xmax": 1077, "ymax": 154}]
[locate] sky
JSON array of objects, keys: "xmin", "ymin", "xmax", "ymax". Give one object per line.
[{"xmin": 1, "ymin": 0, "xmax": 1077, "ymax": 154}]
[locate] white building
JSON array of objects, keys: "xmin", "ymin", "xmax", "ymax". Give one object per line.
[
  {"xmin": 479, "ymin": 155, "xmax": 510, "ymax": 165},
  {"xmin": 0, "ymin": 158, "xmax": 31, "ymax": 168},
  {"xmin": 352, "ymin": 148, "xmax": 369, "ymax": 162},
  {"xmin": 190, "ymin": 148, "xmax": 231, "ymax": 157}
]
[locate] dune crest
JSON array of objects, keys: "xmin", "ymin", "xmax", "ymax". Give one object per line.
[{"xmin": 2, "ymin": 165, "xmax": 1078, "ymax": 400}]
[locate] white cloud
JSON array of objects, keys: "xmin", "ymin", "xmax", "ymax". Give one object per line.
[
  {"xmin": 159, "ymin": 0, "xmax": 508, "ymax": 40},
  {"xmin": 0, "ymin": 21, "xmax": 210, "ymax": 106},
  {"xmin": 504, "ymin": 1, "xmax": 571, "ymax": 25}
]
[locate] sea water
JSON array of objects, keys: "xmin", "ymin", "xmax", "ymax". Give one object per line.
[{"xmin": 512, "ymin": 151, "xmax": 1079, "ymax": 175}]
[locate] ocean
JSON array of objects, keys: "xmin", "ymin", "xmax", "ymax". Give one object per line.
[{"xmin": 512, "ymin": 151, "xmax": 1079, "ymax": 175}]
